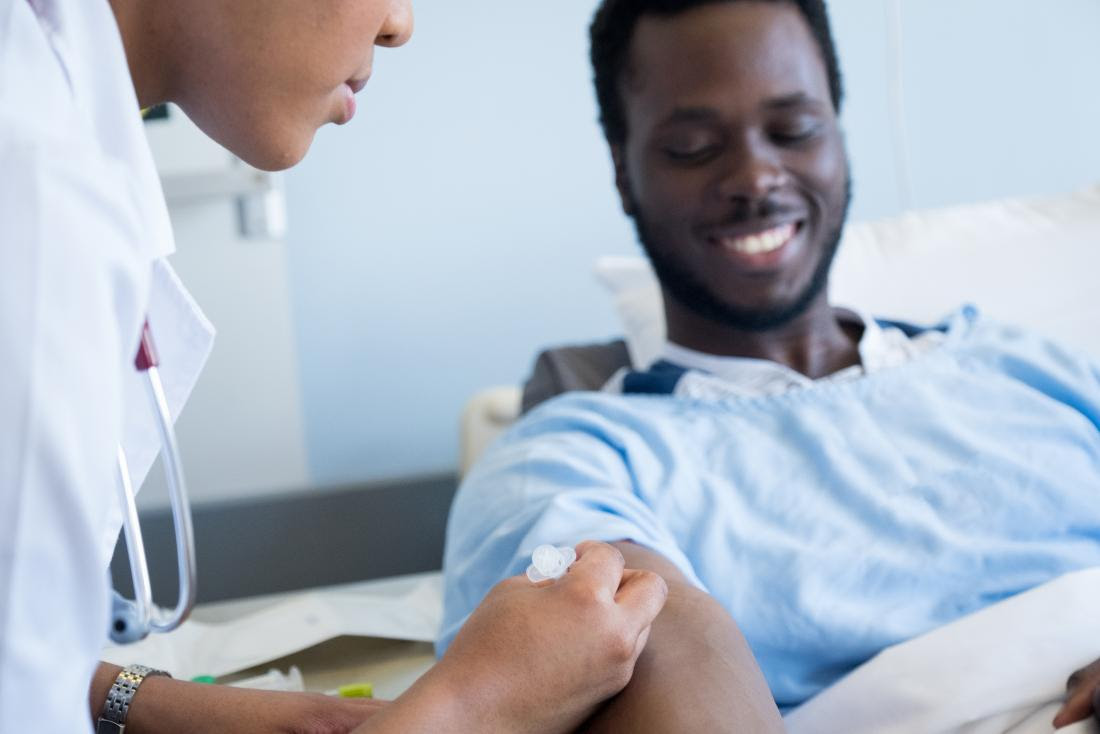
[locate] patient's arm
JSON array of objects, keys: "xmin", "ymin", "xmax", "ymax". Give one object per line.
[{"xmin": 578, "ymin": 542, "xmax": 783, "ymax": 734}]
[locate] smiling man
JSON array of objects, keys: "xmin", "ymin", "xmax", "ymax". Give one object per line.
[
  {"xmin": 610, "ymin": 0, "xmax": 851, "ymax": 364},
  {"xmin": 439, "ymin": 0, "xmax": 1100, "ymax": 730}
]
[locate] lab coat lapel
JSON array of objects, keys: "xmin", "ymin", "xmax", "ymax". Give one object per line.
[
  {"xmin": 105, "ymin": 262, "xmax": 216, "ymax": 565},
  {"xmin": 54, "ymin": 0, "xmax": 176, "ymax": 262}
]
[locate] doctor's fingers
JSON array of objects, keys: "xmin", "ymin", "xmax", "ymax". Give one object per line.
[
  {"xmin": 614, "ymin": 567, "xmax": 669, "ymax": 628},
  {"xmin": 564, "ymin": 540, "xmax": 627, "ymax": 596}
]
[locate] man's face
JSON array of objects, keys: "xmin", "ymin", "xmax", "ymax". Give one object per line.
[
  {"xmin": 613, "ymin": 1, "xmax": 850, "ymax": 332},
  {"xmin": 176, "ymin": 0, "xmax": 414, "ymax": 171}
]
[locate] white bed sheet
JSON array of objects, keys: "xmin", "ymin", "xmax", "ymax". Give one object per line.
[{"xmin": 785, "ymin": 567, "xmax": 1100, "ymax": 734}]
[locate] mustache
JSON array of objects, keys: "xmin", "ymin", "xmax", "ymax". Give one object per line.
[{"xmin": 706, "ymin": 196, "xmax": 807, "ymax": 228}]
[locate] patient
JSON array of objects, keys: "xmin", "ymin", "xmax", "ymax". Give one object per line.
[{"xmin": 441, "ymin": 0, "xmax": 1100, "ymax": 729}]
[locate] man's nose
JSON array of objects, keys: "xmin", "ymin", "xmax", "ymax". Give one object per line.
[{"xmin": 714, "ymin": 137, "xmax": 789, "ymax": 202}]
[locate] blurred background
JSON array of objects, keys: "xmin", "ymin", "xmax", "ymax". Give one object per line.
[{"xmin": 118, "ymin": 0, "xmax": 1100, "ymax": 602}]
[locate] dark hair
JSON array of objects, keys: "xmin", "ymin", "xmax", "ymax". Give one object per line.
[{"xmin": 589, "ymin": 0, "xmax": 844, "ymax": 145}]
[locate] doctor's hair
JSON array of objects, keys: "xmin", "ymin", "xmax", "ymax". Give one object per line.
[{"xmin": 589, "ymin": 0, "xmax": 844, "ymax": 146}]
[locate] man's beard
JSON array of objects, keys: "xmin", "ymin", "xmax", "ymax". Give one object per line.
[{"xmin": 631, "ymin": 184, "xmax": 851, "ymax": 333}]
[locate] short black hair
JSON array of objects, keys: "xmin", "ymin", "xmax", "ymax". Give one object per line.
[{"xmin": 589, "ymin": 0, "xmax": 844, "ymax": 145}]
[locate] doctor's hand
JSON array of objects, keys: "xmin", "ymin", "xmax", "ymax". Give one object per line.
[
  {"xmin": 1054, "ymin": 657, "xmax": 1100, "ymax": 729},
  {"xmin": 354, "ymin": 540, "xmax": 668, "ymax": 734}
]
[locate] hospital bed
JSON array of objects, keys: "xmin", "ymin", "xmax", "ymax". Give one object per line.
[{"xmin": 460, "ymin": 184, "xmax": 1100, "ymax": 733}]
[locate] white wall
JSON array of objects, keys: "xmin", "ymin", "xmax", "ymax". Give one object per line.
[
  {"xmin": 153, "ymin": 0, "xmax": 1100, "ymax": 500},
  {"xmin": 283, "ymin": 1, "xmax": 635, "ymax": 485},
  {"xmin": 141, "ymin": 113, "xmax": 310, "ymax": 508}
]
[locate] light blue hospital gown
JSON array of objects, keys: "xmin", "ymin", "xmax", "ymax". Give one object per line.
[{"xmin": 439, "ymin": 307, "xmax": 1100, "ymax": 708}]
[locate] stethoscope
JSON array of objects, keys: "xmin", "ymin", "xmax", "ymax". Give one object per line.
[{"xmin": 109, "ymin": 321, "xmax": 197, "ymax": 644}]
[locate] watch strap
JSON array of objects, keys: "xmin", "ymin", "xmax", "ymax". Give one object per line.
[{"xmin": 97, "ymin": 664, "xmax": 171, "ymax": 733}]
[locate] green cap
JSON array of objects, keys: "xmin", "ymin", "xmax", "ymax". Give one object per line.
[{"xmin": 337, "ymin": 682, "xmax": 373, "ymax": 698}]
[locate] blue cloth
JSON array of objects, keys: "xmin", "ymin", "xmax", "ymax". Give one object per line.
[{"xmin": 439, "ymin": 308, "xmax": 1100, "ymax": 708}]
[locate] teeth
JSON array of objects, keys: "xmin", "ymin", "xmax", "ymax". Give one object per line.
[{"xmin": 721, "ymin": 223, "xmax": 796, "ymax": 255}]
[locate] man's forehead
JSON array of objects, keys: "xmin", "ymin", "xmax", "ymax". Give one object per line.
[{"xmin": 622, "ymin": 3, "xmax": 830, "ymax": 115}]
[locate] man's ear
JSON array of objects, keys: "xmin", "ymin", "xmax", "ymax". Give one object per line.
[{"xmin": 611, "ymin": 143, "xmax": 636, "ymax": 217}]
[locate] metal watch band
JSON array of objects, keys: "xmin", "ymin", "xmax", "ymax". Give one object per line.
[{"xmin": 96, "ymin": 664, "xmax": 171, "ymax": 734}]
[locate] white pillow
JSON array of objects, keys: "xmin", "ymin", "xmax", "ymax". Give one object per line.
[
  {"xmin": 594, "ymin": 185, "xmax": 1100, "ymax": 367},
  {"xmin": 593, "ymin": 256, "xmax": 665, "ymax": 368}
]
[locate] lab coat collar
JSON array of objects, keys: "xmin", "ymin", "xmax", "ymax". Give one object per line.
[{"xmin": 31, "ymin": 0, "xmax": 176, "ymax": 262}]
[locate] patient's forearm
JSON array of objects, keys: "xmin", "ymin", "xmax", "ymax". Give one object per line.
[{"xmin": 579, "ymin": 543, "xmax": 783, "ymax": 734}]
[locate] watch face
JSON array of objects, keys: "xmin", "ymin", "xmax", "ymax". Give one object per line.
[{"xmin": 96, "ymin": 719, "xmax": 124, "ymax": 734}]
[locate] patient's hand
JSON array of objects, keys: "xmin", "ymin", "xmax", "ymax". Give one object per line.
[{"xmin": 1053, "ymin": 657, "xmax": 1100, "ymax": 729}]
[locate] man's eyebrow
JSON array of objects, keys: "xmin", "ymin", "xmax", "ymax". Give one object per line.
[
  {"xmin": 659, "ymin": 94, "xmax": 828, "ymax": 125},
  {"xmin": 660, "ymin": 107, "xmax": 722, "ymax": 125},
  {"xmin": 764, "ymin": 92, "xmax": 827, "ymax": 110}
]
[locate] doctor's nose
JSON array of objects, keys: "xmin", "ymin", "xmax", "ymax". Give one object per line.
[{"xmin": 376, "ymin": 0, "xmax": 414, "ymax": 48}]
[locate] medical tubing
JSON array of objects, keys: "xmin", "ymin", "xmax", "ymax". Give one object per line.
[
  {"xmin": 145, "ymin": 366, "xmax": 198, "ymax": 633},
  {"xmin": 114, "ymin": 447, "xmax": 154, "ymax": 635}
]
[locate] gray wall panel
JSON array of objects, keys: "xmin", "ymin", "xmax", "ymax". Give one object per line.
[{"xmin": 110, "ymin": 475, "xmax": 457, "ymax": 604}]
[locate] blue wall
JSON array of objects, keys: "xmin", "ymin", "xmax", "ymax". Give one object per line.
[{"xmin": 285, "ymin": 0, "xmax": 1100, "ymax": 486}]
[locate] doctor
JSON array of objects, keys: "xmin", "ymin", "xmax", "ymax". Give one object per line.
[{"xmin": 0, "ymin": 0, "xmax": 669, "ymax": 732}]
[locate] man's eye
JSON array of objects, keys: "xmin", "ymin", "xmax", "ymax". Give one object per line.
[
  {"xmin": 770, "ymin": 123, "xmax": 822, "ymax": 145},
  {"xmin": 662, "ymin": 144, "xmax": 719, "ymax": 163}
]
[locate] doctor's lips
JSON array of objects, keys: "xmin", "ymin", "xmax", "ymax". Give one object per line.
[{"xmin": 336, "ymin": 75, "xmax": 370, "ymax": 125}]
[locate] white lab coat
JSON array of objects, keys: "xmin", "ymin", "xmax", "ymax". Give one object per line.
[{"xmin": 0, "ymin": 0, "xmax": 213, "ymax": 730}]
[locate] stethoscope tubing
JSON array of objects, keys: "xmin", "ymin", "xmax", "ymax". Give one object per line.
[
  {"xmin": 111, "ymin": 327, "xmax": 197, "ymax": 644},
  {"xmin": 115, "ymin": 445, "xmax": 153, "ymax": 635},
  {"xmin": 143, "ymin": 363, "xmax": 197, "ymax": 634}
]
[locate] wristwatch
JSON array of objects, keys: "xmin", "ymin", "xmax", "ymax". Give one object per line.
[{"xmin": 97, "ymin": 664, "xmax": 171, "ymax": 733}]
